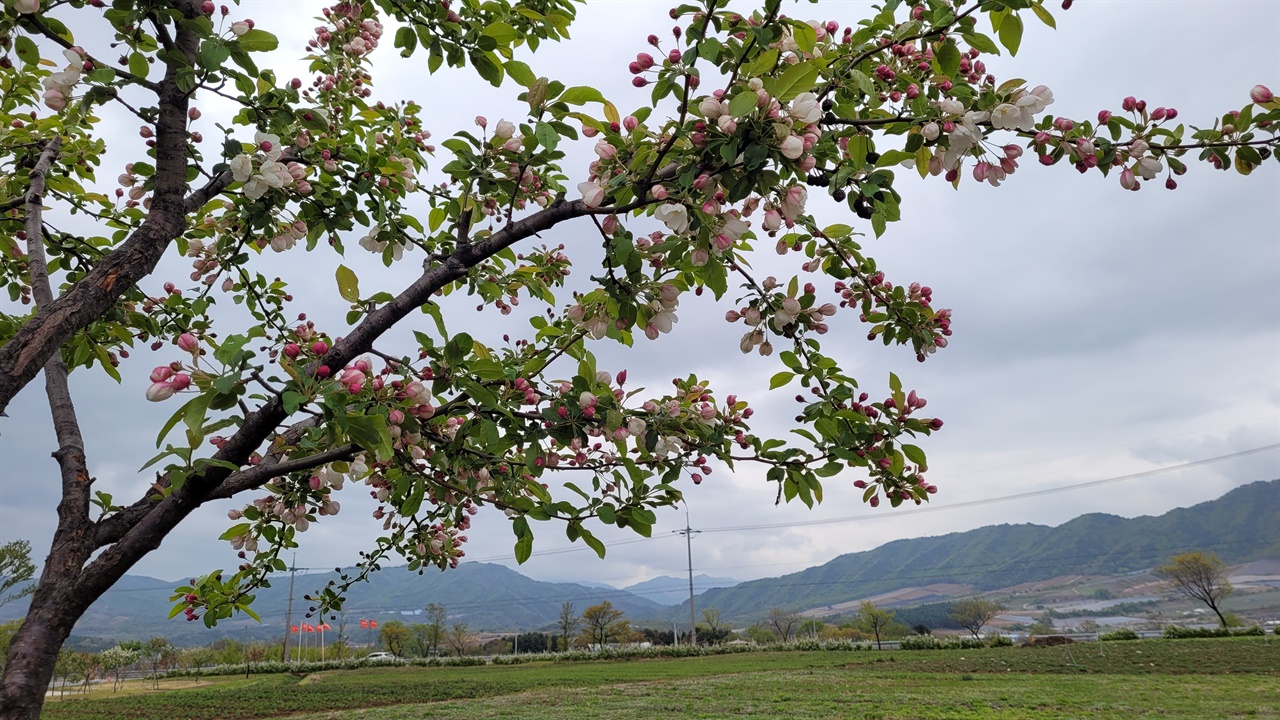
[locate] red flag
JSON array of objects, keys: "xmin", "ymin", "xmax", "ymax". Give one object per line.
[
  {"xmin": 291, "ymin": 625, "xmax": 299, "ymax": 634},
  {"xmin": 306, "ymin": 624, "xmax": 315, "ymax": 633},
  {"xmin": 322, "ymin": 623, "xmax": 331, "ymax": 631},
  {"xmin": 359, "ymin": 619, "xmax": 369, "ymax": 629},
  {"xmin": 370, "ymin": 620, "xmax": 378, "ymax": 629}
]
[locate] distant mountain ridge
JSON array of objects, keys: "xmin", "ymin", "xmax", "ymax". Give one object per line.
[
  {"xmin": 673, "ymin": 480, "xmax": 1279, "ymax": 622},
  {"xmin": 0, "ymin": 561, "xmax": 668, "ymax": 647},
  {"xmin": 622, "ymin": 574, "xmax": 740, "ymax": 605}
]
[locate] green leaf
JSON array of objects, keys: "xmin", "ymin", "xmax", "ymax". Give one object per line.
[
  {"xmin": 559, "ymin": 86, "xmax": 606, "ymax": 106},
  {"xmin": 903, "ymin": 444, "xmax": 928, "ymax": 467},
  {"xmin": 961, "ymin": 32, "xmax": 1000, "ymax": 55},
  {"xmin": 336, "ymin": 265, "xmax": 360, "ymax": 303},
  {"xmin": 347, "ymin": 415, "xmax": 391, "ymax": 458},
  {"xmin": 744, "ymin": 48, "xmax": 779, "ymax": 77},
  {"xmin": 998, "ymin": 14, "xmax": 1023, "ymax": 56},
  {"xmin": 768, "ymin": 61, "xmax": 821, "ymax": 104},
  {"xmin": 1031, "ymin": 3, "xmax": 1057, "ymax": 29},
  {"xmin": 127, "ymin": 53, "xmax": 150, "ymax": 80},
  {"xmin": 727, "ymin": 92, "xmax": 758, "ymax": 118},
  {"xmin": 790, "ymin": 21, "xmax": 817, "ymax": 54},
  {"xmin": 237, "ymin": 29, "xmax": 280, "ymax": 53},
  {"xmin": 14, "ymin": 36, "xmax": 39, "ymax": 67},
  {"xmin": 876, "ymin": 150, "xmax": 914, "ymax": 167},
  {"xmin": 815, "ymin": 462, "xmax": 843, "ymax": 478},
  {"xmin": 935, "ymin": 42, "xmax": 961, "ymax": 79},
  {"xmin": 482, "ymin": 21, "xmax": 519, "ymax": 47},
  {"xmin": 512, "ymin": 516, "xmax": 533, "ymax": 564},
  {"xmin": 578, "ymin": 527, "xmax": 606, "ymax": 559},
  {"xmin": 770, "ymin": 371, "xmax": 795, "ymax": 390},
  {"xmin": 394, "ymin": 26, "xmax": 417, "ymax": 57},
  {"xmin": 218, "ymin": 523, "xmax": 250, "ymax": 541},
  {"xmin": 470, "ymin": 50, "xmax": 504, "ymax": 87},
  {"xmin": 401, "ymin": 478, "xmax": 426, "ymax": 516},
  {"xmin": 213, "ymin": 335, "xmax": 250, "ymax": 365},
  {"xmin": 535, "ymin": 121, "xmax": 559, "ymax": 151},
  {"xmin": 184, "ymin": 394, "xmax": 211, "ymax": 448},
  {"xmin": 504, "ymin": 60, "xmax": 536, "ymax": 88}
]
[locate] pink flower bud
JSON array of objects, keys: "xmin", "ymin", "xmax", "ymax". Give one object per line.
[
  {"xmin": 1119, "ymin": 168, "xmax": 1138, "ymax": 191},
  {"xmin": 623, "ymin": 115, "xmax": 639, "ymax": 131},
  {"xmin": 1121, "ymin": 96, "xmax": 1137, "ymax": 112},
  {"xmin": 651, "ymin": 184, "xmax": 668, "ymax": 200},
  {"xmin": 1251, "ymin": 84, "xmax": 1274, "ymax": 104},
  {"xmin": 177, "ymin": 333, "xmax": 198, "ymax": 352},
  {"xmin": 311, "ymin": 341, "xmax": 329, "ymax": 355},
  {"xmin": 1097, "ymin": 110, "xmax": 1113, "ymax": 124},
  {"xmin": 150, "ymin": 366, "xmax": 174, "ymax": 383}
]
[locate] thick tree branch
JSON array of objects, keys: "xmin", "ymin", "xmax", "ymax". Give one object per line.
[
  {"xmin": 206, "ymin": 443, "xmax": 361, "ymax": 501},
  {"xmin": 23, "ymin": 136, "xmax": 94, "ymax": 536}
]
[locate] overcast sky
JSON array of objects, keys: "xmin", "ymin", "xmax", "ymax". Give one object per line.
[{"xmin": 2, "ymin": 0, "xmax": 1277, "ymax": 605}]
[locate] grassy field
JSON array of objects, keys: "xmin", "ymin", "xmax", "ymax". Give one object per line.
[{"xmin": 40, "ymin": 637, "xmax": 1279, "ymax": 720}]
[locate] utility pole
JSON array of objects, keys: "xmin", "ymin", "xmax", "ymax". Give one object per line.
[
  {"xmin": 674, "ymin": 511, "xmax": 700, "ymax": 645},
  {"xmin": 282, "ymin": 554, "xmax": 297, "ymax": 662}
]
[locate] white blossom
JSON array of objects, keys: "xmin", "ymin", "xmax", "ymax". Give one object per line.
[
  {"xmin": 655, "ymin": 203, "xmax": 690, "ymax": 234},
  {"xmin": 789, "ymin": 92, "xmax": 823, "ymax": 124}
]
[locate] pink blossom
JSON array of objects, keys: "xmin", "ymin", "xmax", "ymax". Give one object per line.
[
  {"xmin": 1251, "ymin": 84, "xmax": 1274, "ymax": 104},
  {"xmin": 177, "ymin": 333, "xmax": 198, "ymax": 352},
  {"xmin": 578, "ymin": 181, "xmax": 605, "ymax": 208},
  {"xmin": 779, "ymin": 135, "xmax": 804, "ymax": 160},
  {"xmin": 594, "ymin": 140, "xmax": 617, "ymax": 160},
  {"xmin": 145, "ymin": 381, "xmax": 176, "ymax": 402}
]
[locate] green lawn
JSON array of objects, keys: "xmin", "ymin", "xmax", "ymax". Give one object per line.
[{"xmin": 40, "ymin": 638, "xmax": 1280, "ymax": 720}]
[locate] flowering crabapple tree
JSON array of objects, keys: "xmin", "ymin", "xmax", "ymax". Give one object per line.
[{"xmin": 0, "ymin": 0, "xmax": 1275, "ymax": 715}]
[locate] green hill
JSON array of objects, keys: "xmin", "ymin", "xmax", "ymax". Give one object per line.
[{"xmin": 678, "ymin": 480, "xmax": 1279, "ymax": 622}]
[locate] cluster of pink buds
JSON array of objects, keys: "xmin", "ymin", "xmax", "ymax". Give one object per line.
[
  {"xmin": 145, "ymin": 363, "xmax": 191, "ymax": 401},
  {"xmin": 339, "ymin": 358, "xmax": 374, "ymax": 394},
  {"xmin": 266, "ymin": 220, "xmax": 308, "ymax": 253},
  {"xmin": 180, "ymin": 593, "xmax": 200, "ymax": 621},
  {"xmin": 512, "ymin": 377, "xmax": 540, "ymax": 405}
]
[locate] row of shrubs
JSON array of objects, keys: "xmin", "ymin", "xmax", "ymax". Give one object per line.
[
  {"xmin": 163, "ymin": 654, "xmax": 487, "ymax": 678},
  {"xmin": 1161, "ymin": 625, "xmax": 1265, "ymax": 639},
  {"xmin": 162, "ymin": 626, "xmax": 1272, "ymax": 677},
  {"xmin": 897, "ymin": 635, "xmax": 1012, "ymax": 650}
]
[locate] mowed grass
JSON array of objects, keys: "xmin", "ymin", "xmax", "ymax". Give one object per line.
[{"xmin": 41, "ymin": 638, "xmax": 1280, "ymax": 720}]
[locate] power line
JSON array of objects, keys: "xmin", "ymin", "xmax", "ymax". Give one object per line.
[{"xmin": 700, "ymin": 444, "xmax": 1279, "ymax": 533}]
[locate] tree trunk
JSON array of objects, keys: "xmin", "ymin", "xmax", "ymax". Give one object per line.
[
  {"xmin": 1209, "ymin": 603, "xmax": 1228, "ymax": 628},
  {"xmin": 0, "ymin": 582, "xmax": 83, "ymax": 720}
]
